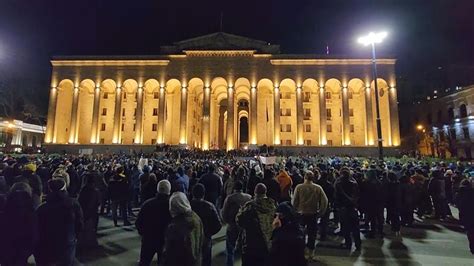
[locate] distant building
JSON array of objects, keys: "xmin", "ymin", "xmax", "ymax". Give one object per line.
[
  {"xmin": 45, "ymin": 32, "xmax": 400, "ymax": 151},
  {"xmin": 0, "ymin": 118, "xmax": 45, "ymax": 150},
  {"xmin": 413, "ymin": 84, "xmax": 474, "ymax": 159}
]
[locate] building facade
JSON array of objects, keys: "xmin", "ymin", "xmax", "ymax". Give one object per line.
[
  {"xmin": 413, "ymin": 84, "xmax": 474, "ymax": 159},
  {"xmin": 0, "ymin": 118, "xmax": 45, "ymax": 149},
  {"xmin": 45, "ymin": 32, "xmax": 400, "ymax": 150}
]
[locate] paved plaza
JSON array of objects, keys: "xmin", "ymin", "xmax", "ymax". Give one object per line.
[{"xmin": 71, "ymin": 208, "xmax": 473, "ymax": 266}]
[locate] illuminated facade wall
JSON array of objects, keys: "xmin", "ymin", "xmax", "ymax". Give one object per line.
[{"xmin": 45, "ymin": 33, "xmax": 400, "ymax": 150}]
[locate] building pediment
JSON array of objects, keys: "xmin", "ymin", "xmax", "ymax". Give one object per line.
[{"xmin": 160, "ymin": 32, "xmax": 280, "ymax": 54}]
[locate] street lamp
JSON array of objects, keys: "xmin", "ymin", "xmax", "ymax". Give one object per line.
[{"xmin": 358, "ymin": 31, "xmax": 388, "ymax": 161}]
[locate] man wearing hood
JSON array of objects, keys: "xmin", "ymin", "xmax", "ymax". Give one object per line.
[
  {"xmin": 236, "ymin": 183, "xmax": 276, "ymax": 266},
  {"xmin": 35, "ymin": 178, "xmax": 84, "ymax": 266},
  {"xmin": 163, "ymin": 192, "xmax": 204, "ymax": 266},
  {"xmin": 14, "ymin": 162, "xmax": 42, "ymax": 209}
]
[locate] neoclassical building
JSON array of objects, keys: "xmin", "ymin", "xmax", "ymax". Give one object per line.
[{"xmin": 45, "ymin": 32, "xmax": 400, "ymax": 151}]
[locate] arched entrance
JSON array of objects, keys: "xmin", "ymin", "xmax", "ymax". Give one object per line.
[
  {"xmin": 237, "ymin": 99, "xmax": 249, "ymax": 147},
  {"xmin": 217, "ymin": 99, "xmax": 228, "ymax": 149}
]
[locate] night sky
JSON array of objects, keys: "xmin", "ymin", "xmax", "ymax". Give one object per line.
[{"xmin": 0, "ymin": 0, "xmax": 473, "ymax": 115}]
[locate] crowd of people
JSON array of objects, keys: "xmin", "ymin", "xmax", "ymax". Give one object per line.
[{"xmin": 0, "ymin": 149, "xmax": 473, "ymax": 266}]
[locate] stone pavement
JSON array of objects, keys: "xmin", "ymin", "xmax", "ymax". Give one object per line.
[{"xmin": 73, "ymin": 208, "xmax": 473, "ymax": 266}]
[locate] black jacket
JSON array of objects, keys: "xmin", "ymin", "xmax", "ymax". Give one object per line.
[
  {"xmin": 267, "ymin": 221, "xmax": 307, "ymax": 266},
  {"xmin": 136, "ymin": 193, "xmax": 171, "ymax": 242},
  {"xmin": 199, "ymin": 172, "xmax": 222, "ymax": 205},
  {"xmin": 191, "ymin": 198, "xmax": 222, "ymax": 238},
  {"xmin": 14, "ymin": 171, "xmax": 42, "ymax": 197},
  {"xmin": 67, "ymin": 167, "xmax": 82, "ymax": 198},
  {"xmin": 78, "ymin": 184, "xmax": 101, "ymax": 220},
  {"xmin": 455, "ymin": 186, "xmax": 474, "ymax": 230},
  {"xmin": 108, "ymin": 175, "xmax": 129, "ymax": 202},
  {"xmin": 335, "ymin": 177, "xmax": 359, "ymax": 209},
  {"xmin": 35, "ymin": 190, "xmax": 83, "ymax": 264},
  {"xmin": 263, "ymin": 177, "xmax": 281, "ymax": 203}
]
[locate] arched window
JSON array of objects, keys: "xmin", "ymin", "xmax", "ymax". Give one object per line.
[
  {"xmin": 460, "ymin": 104, "xmax": 468, "ymax": 118},
  {"xmin": 448, "ymin": 107, "xmax": 454, "ymax": 120}
]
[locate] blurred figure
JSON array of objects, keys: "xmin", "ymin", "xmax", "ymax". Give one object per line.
[
  {"xmin": 163, "ymin": 192, "xmax": 204, "ymax": 266},
  {"xmin": 276, "ymin": 169, "xmax": 293, "ymax": 202},
  {"xmin": 455, "ymin": 179, "xmax": 474, "ymax": 254},
  {"xmin": 428, "ymin": 169, "xmax": 448, "ymax": 220},
  {"xmin": 14, "ymin": 162, "xmax": 42, "ymax": 208},
  {"xmin": 199, "ymin": 164, "xmax": 222, "ymax": 207},
  {"xmin": 108, "ymin": 165, "xmax": 131, "ymax": 226},
  {"xmin": 236, "ymin": 183, "xmax": 276, "ymax": 266},
  {"xmin": 78, "ymin": 173, "xmax": 101, "ymax": 248},
  {"xmin": 136, "ymin": 180, "xmax": 172, "ymax": 265},
  {"xmin": 386, "ymin": 172, "xmax": 401, "ymax": 235}
]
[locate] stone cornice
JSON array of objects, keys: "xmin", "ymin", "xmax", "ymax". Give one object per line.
[
  {"xmin": 270, "ymin": 59, "xmax": 396, "ymax": 66},
  {"xmin": 51, "ymin": 60, "xmax": 170, "ymax": 66}
]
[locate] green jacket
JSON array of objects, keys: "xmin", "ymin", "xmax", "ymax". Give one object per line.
[{"xmin": 236, "ymin": 196, "xmax": 276, "ymax": 255}]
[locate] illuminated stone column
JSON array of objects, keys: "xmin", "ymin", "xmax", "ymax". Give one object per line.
[
  {"xmin": 179, "ymin": 86, "xmax": 188, "ymax": 144},
  {"xmin": 389, "ymin": 86, "xmax": 400, "ymax": 146},
  {"xmin": 201, "ymin": 86, "xmax": 211, "ymax": 150},
  {"xmin": 273, "ymin": 86, "xmax": 281, "ymax": 145},
  {"xmin": 68, "ymin": 86, "xmax": 80, "ymax": 143},
  {"xmin": 250, "ymin": 86, "xmax": 257, "ymax": 144},
  {"xmin": 365, "ymin": 86, "xmax": 375, "ymax": 145},
  {"xmin": 113, "ymin": 86, "xmax": 123, "ymax": 144},
  {"xmin": 90, "ymin": 86, "xmax": 101, "ymax": 143},
  {"xmin": 296, "ymin": 86, "xmax": 304, "ymax": 145},
  {"xmin": 134, "ymin": 86, "xmax": 144, "ymax": 144},
  {"xmin": 319, "ymin": 86, "xmax": 327, "ymax": 145},
  {"xmin": 45, "ymin": 86, "xmax": 58, "ymax": 143},
  {"xmin": 157, "ymin": 87, "xmax": 166, "ymax": 143},
  {"xmin": 226, "ymin": 86, "xmax": 235, "ymax": 151},
  {"xmin": 342, "ymin": 86, "xmax": 350, "ymax": 145}
]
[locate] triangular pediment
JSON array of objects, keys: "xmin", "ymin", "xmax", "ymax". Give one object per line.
[{"xmin": 160, "ymin": 32, "xmax": 280, "ymax": 54}]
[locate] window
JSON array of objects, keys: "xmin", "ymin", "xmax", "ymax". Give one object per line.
[
  {"xmin": 348, "ymin": 91, "xmax": 353, "ymax": 99},
  {"xmin": 153, "ymin": 108, "xmax": 158, "ymax": 116},
  {"xmin": 102, "ymin": 108, "xmax": 107, "ymax": 116},
  {"xmin": 350, "ymin": 124, "xmax": 355, "ymax": 133},
  {"xmin": 123, "ymin": 93, "xmax": 127, "ymax": 99},
  {"xmin": 303, "ymin": 92, "xmax": 311, "ymax": 102},
  {"xmin": 304, "ymin": 139, "xmax": 311, "ymax": 145},
  {"xmin": 121, "ymin": 124, "xmax": 125, "ymax": 131},
  {"xmin": 280, "ymin": 92, "xmax": 291, "ymax": 99},
  {"xmin": 133, "ymin": 123, "xmax": 136, "ymax": 131},
  {"xmin": 304, "ymin": 108, "xmax": 311, "ymax": 118},
  {"xmin": 349, "ymin": 108, "xmax": 354, "ymax": 117},
  {"xmin": 103, "ymin": 92, "xmax": 109, "ymax": 99},
  {"xmin": 152, "ymin": 124, "xmax": 158, "ymax": 131},
  {"xmin": 327, "ymin": 140, "xmax": 333, "ymax": 146},
  {"xmin": 304, "ymin": 124, "xmax": 311, "ymax": 132},
  {"xmin": 122, "ymin": 108, "xmax": 125, "ymax": 116},
  {"xmin": 134, "ymin": 108, "xmax": 137, "ymax": 116},
  {"xmin": 463, "ymin": 128, "xmax": 470, "ymax": 140},
  {"xmin": 326, "ymin": 109, "xmax": 332, "ymax": 120},
  {"xmin": 100, "ymin": 138, "xmax": 105, "ymax": 144},
  {"xmin": 327, "ymin": 124, "xmax": 332, "ymax": 132},
  {"xmin": 154, "ymin": 92, "xmax": 159, "ymax": 99},
  {"xmin": 280, "ymin": 108, "xmax": 291, "ymax": 116},
  {"xmin": 101, "ymin": 123, "xmax": 106, "ymax": 131},
  {"xmin": 151, "ymin": 139, "xmax": 157, "ymax": 144},
  {"xmin": 460, "ymin": 104, "xmax": 468, "ymax": 118},
  {"xmin": 284, "ymin": 140, "xmax": 292, "ymax": 145},
  {"xmin": 325, "ymin": 92, "xmax": 331, "ymax": 99},
  {"xmin": 192, "ymin": 125, "xmax": 195, "ymax": 133},
  {"xmin": 450, "ymin": 128, "xmax": 456, "ymax": 140},
  {"xmin": 281, "ymin": 124, "xmax": 291, "ymax": 132}
]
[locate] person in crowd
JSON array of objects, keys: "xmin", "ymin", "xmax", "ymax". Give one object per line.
[
  {"xmin": 67, "ymin": 163, "xmax": 82, "ymax": 198},
  {"xmin": 136, "ymin": 180, "xmax": 172, "ymax": 265},
  {"xmin": 170, "ymin": 166, "xmax": 190, "ymax": 194},
  {"xmin": 444, "ymin": 169, "xmax": 454, "ymax": 204},
  {"xmin": 290, "ymin": 166, "xmax": 304, "ymax": 190},
  {"xmin": 276, "ymin": 169, "xmax": 293, "ymax": 202},
  {"xmin": 428, "ymin": 169, "xmax": 448, "ymax": 220},
  {"xmin": 386, "ymin": 171, "xmax": 402, "ymax": 235},
  {"xmin": 335, "ymin": 168, "xmax": 361, "ymax": 251},
  {"xmin": 360, "ymin": 168, "xmax": 385, "ymax": 238},
  {"xmin": 222, "ymin": 166, "xmax": 247, "ymax": 205},
  {"xmin": 221, "ymin": 180, "xmax": 252, "ymax": 266},
  {"xmin": 36, "ymin": 161, "xmax": 52, "ymax": 195},
  {"xmin": 108, "ymin": 165, "xmax": 131, "ymax": 226},
  {"xmin": 455, "ymin": 179, "xmax": 474, "ymax": 255},
  {"xmin": 191, "ymin": 184, "xmax": 222, "ymax": 266},
  {"xmin": 141, "ymin": 171, "xmax": 158, "ymax": 204},
  {"xmin": 292, "ymin": 170, "xmax": 328, "ymax": 260},
  {"xmin": 78, "ymin": 173, "xmax": 101, "ymax": 248},
  {"xmin": 199, "ymin": 164, "xmax": 222, "ymax": 207},
  {"xmin": 246, "ymin": 166, "xmax": 262, "ymax": 195},
  {"xmin": 0, "ymin": 182, "xmax": 37, "ymax": 266},
  {"xmin": 35, "ymin": 178, "xmax": 84, "ymax": 266},
  {"xmin": 163, "ymin": 192, "xmax": 204, "ymax": 266},
  {"xmin": 316, "ymin": 171, "xmax": 335, "ymax": 241},
  {"xmin": 14, "ymin": 162, "xmax": 42, "ymax": 209},
  {"xmin": 262, "ymin": 168, "xmax": 280, "ymax": 203},
  {"xmin": 236, "ymin": 183, "xmax": 276, "ymax": 266},
  {"xmin": 400, "ymin": 172, "xmax": 416, "ymax": 227},
  {"xmin": 52, "ymin": 165, "xmax": 71, "ymax": 189},
  {"xmin": 267, "ymin": 201, "xmax": 307, "ymax": 266}
]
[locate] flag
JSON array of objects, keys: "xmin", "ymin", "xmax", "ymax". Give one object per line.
[
  {"xmin": 266, "ymin": 101, "xmax": 269, "ymax": 122},
  {"xmin": 326, "ymin": 43, "xmax": 330, "ymax": 55}
]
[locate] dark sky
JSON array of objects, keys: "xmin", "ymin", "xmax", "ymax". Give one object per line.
[{"xmin": 0, "ymin": 0, "xmax": 473, "ymax": 112}]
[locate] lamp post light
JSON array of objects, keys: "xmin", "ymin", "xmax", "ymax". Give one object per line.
[{"xmin": 358, "ymin": 31, "xmax": 388, "ymax": 161}]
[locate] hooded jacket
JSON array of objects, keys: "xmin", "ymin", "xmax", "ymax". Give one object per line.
[
  {"xmin": 236, "ymin": 196, "xmax": 276, "ymax": 255},
  {"xmin": 276, "ymin": 170, "xmax": 293, "ymax": 201}
]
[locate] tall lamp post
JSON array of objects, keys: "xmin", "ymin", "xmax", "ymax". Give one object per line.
[{"xmin": 358, "ymin": 31, "xmax": 388, "ymax": 161}]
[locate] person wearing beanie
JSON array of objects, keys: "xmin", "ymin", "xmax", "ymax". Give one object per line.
[
  {"xmin": 292, "ymin": 171, "xmax": 328, "ymax": 259},
  {"xmin": 163, "ymin": 192, "xmax": 204, "ymax": 266},
  {"xmin": 14, "ymin": 162, "xmax": 43, "ymax": 209},
  {"xmin": 136, "ymin": 180, "xmax": 172, "ymax": 265},
  {"xmin": 236, "ymin": 183, "xmax": 276, "ymax": 266},
  {"xmin": 221, "ymin": 180, "xmax": 252, "ymax": 266},
  {"xmin": 190, "ymin": 184, "xmax": 222, "ymax": 266},
  {"xmin": 267, "ymin": 202, "xmax": 307, "ymax": 266},
  {"xmin": 35, "ymin": 178, "xmax": 83, "ymax": 266}
]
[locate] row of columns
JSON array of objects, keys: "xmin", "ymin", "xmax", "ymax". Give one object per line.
[{"xmin": 45, "ymin": 82, "xmax": 399, "ymax": 148}]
